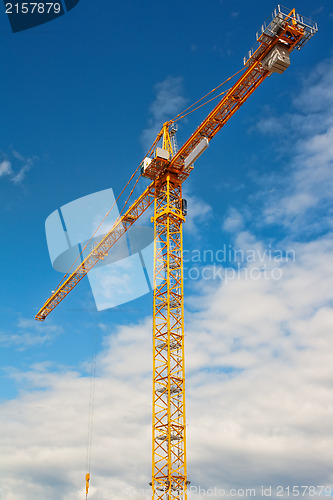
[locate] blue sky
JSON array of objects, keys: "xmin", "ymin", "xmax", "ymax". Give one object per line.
[{"xmin": 1, "ymin": 1, "xmax": 333, "ymax": 499}]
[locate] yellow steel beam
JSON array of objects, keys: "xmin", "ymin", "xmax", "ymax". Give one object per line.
[
  {"xmin": 152, "ymin": 173, "xmax": 187, "ymax": 499},
  {"xmin": 35, "ymin": 182, "xmax": 155, "ymax": 321}
]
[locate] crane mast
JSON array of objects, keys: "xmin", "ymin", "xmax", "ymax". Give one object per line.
[
  {"xmin": 35, "ymin": 6, "xmax": 317, "ymax": 500},
  {"xmin": 151, "ymin": 126, "xmax": 188, "ymax": 498}
]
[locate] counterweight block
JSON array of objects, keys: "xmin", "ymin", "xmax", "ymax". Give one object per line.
[{"xmin": 262, "ymin": 43, "xmax": 291, "ymax": 74}]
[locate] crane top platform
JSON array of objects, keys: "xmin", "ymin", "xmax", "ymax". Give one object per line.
[{"xmin": 244, "ymin": 5, "xmax": 318, "ymax": 66}]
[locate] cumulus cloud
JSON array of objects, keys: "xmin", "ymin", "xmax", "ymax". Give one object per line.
[
  {"xmin": 0, "ymin": 320, "xmax": 152, "ymax": 500},
  {"xmin": 262, "ymin": 124, "xmax": 333, "ymax": 232},
  {"xmin": 185, "ymin": 234, "xmax": 333, "ymax": 492},
  {"xmin": 251, "ymin": 59, "xmax": 333, "ymax": 234},
  {"xmin": 2, "ymin": 232, "xmax": 333, "ymax": 499}
]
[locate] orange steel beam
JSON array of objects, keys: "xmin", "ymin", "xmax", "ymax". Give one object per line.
[{"xmin": 169, "ymin": 13, "xmax": 309, "ymax": 182}]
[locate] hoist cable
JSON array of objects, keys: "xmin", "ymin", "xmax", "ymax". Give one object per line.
[
  {"xmin": 169, "ymin": 66, "xmax": 246, "ymax": 123},
  {"xmin": 85, "ymin": 328, "xmax": 98, "ymax": 498},
  {"xmin": 173, "ymin": 88, "xmax": 230, "ymax": 121}
]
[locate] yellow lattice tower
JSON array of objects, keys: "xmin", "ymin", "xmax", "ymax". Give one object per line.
[{"xmin": 151, "ymin": 126, "xmax": 187, "ymax": 499}]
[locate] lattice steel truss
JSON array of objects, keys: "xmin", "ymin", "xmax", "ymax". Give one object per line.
[{"xmin": 152, "ymin": 172, "xmax": 187, "ymax": 499}]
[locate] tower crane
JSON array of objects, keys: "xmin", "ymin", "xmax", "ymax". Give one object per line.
[{"xmin": 35, "ymin": 6, "xmax": 317, "ymax": 500}]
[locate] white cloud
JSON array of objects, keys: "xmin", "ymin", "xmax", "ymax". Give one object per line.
[
  {"xmin": 0, "ymin": 160, "xmax": 13, "ymax": 177},
  {"xmin": 254, "ymin": 114, "xmax": 285, "ymax": 136},
  {"xmin": 2, "ymin": 233, "xmax": 333, "ymax": 498},
  {"xmin": 12, "ymin": 149, "xmax": 25, "ymax": 162},
  {"xmin": 251, "ymin": 59, "xmax": 333, "ymax": 234},
  {"xmin": 293, "ymin": 58, "xmax": 333, "ymax": 115},
  {"xmin": 0, "ymin": 318, "xmax": 63, "ymax": 350},
  {"xmin": 11, "ymin": 156, "xmax": 36, "ymax": 184},
  {"xmin": 183, "ymin": 193, "xmax": 213, "ymax": 237},
  {"xmin": 0, "ymin": 151, "xmax": 37, "ymax": 185},
  {"xmin": 256, "ymin": 59, "xmax": 333, "ymax": 138},
  {"xmin": 0, "ymin": 320, "xmax": 152, "ymax": 500},
  {"xmin": 223, "ymin": 207, "xmax": 244, "ymax": 233},
  {"xmin": 141, "ymin": 76, "xmax": 187, "ymax": 150},
  {"xmin": 262, "ymin": 124, "xmax": 333, "ymax": 231},
  {"xmin": 184, "ymin": 234, "xmax": 333, "ymax": 490}
]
